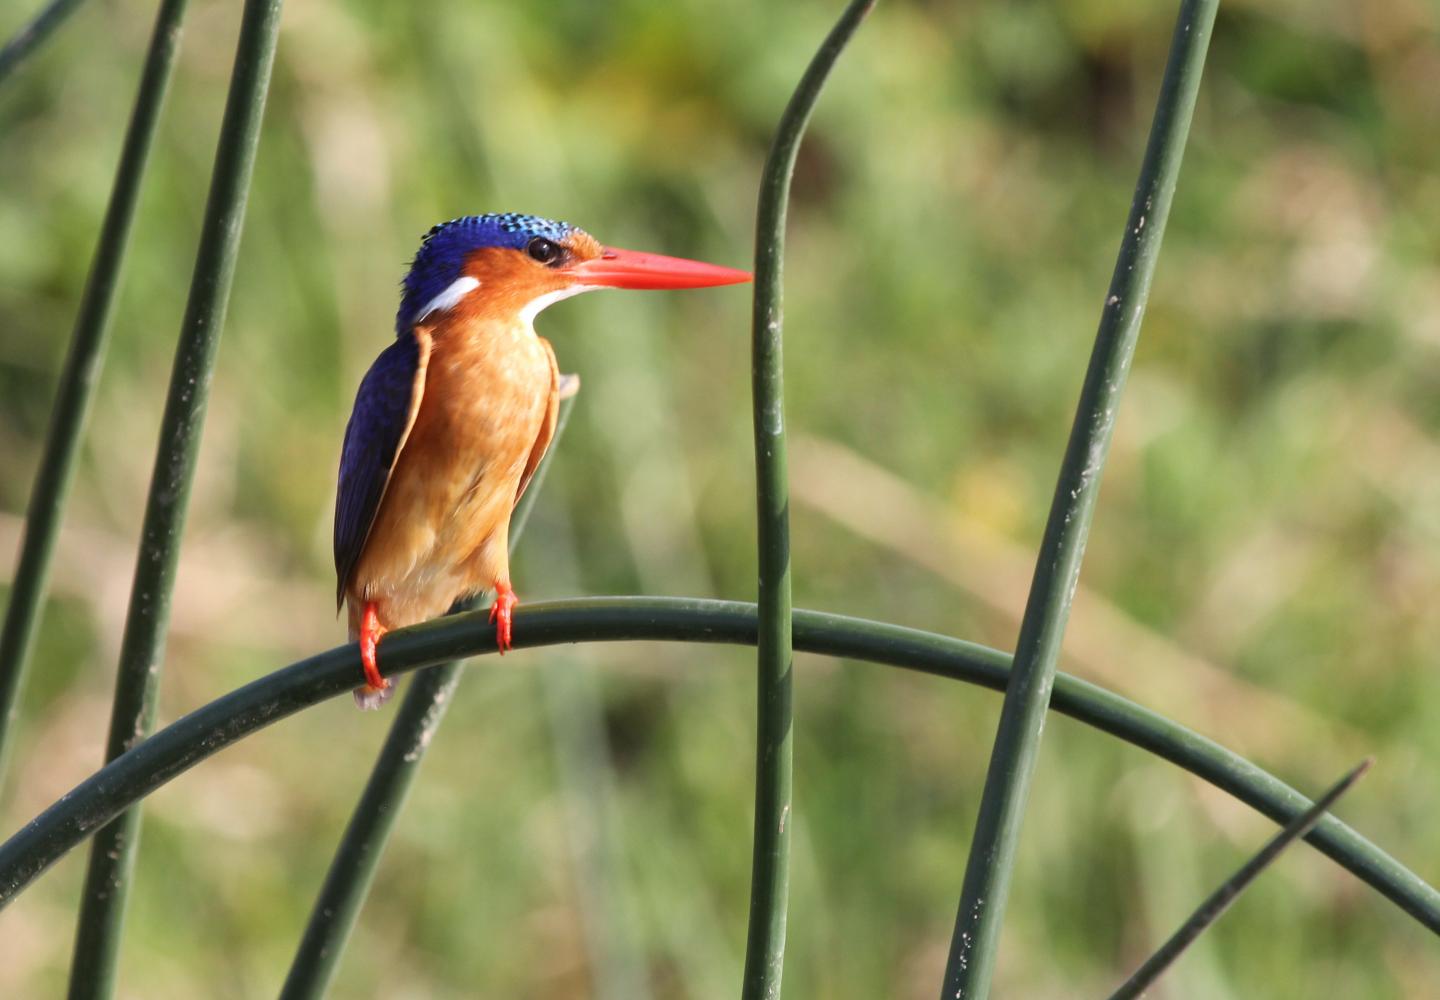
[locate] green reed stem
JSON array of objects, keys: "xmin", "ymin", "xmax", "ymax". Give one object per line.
[
  {"xmin": 0, "ymin": 599, "xmax": 1433, "ymax": 940},
  {"xmin": 66, "ymin": 2, "xmax": 283, "ymax": 997},
  {"xmin": 278, "ymin": 397, "xmax": 573, "ymax": 1000},
  {"xmin": 1108, "ymin": 759, "xmax": 1373, "ymax": 1000},
  {"xmin": 940, "ymin": 2, "xmax": 1220, "ymax": 995},
  {"xmin": 0, "ymin": 0, "xmax": 87, "ymax": 85},
  {"xmin": 746, "ymin": 3, "xmax": 875, "ymax": 996},
  {"xmin": 0, "ymin": 0, "xmax": 190, "ymax": 796}
]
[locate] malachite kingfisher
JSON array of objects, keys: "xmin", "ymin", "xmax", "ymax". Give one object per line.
[{"xmin": 334, "ymin": 213, "xmax": 750, "ymax": 708}]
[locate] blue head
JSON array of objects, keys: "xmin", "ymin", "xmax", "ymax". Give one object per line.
[
  {"xmin": 396, "ymin": 213, "xmax": 579, "ymax": 334},
  {"xmin": 394, "ymin": 211, "xmax": 752, "ymax": 334}
]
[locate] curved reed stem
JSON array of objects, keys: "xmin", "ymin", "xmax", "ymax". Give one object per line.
[{"xmin": 0, "ymin": 599, "xmax": 1433, "ymax": 944}]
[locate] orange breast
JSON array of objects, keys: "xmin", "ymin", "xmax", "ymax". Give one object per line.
[{"xmin": 349, "ymin": 315, "xmax": 556, "ymax": 630}]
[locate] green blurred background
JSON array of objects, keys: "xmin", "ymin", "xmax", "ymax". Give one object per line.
[{"xmin": 2, "ymin": 0, "xmax": 1439, "ymax": 996}]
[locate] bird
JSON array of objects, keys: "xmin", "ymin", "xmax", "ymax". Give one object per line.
[{"xmin": 334, "ymin": 212, "xmax": 750, "ymax": 708}]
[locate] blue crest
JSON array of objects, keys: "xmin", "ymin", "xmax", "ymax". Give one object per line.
[{"xmin": 396, "ymin": 213, "xmax": 576, "ymax": 333}]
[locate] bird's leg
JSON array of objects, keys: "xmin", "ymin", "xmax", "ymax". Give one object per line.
[
  {"xmin": 489, "ymin": 581, "xmax": 518, "ymax": 653},
  {"xmin": 359, "ymin": 600, "xmax": 390, "ymax": 692}
]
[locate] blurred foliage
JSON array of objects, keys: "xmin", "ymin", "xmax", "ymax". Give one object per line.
[{"xmin": 1, "ymin": 0, "xmax": 1438, "ymax": 997}]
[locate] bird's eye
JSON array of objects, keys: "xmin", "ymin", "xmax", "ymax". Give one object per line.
[{"xmin": 527, "ymin": 237, "xmax": 563, "ymax": 265}]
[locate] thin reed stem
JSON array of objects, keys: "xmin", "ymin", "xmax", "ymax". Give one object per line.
[
  {"xmin": 279, "ymin": 397, "xmax": 573, "ymax": 1000},
  {"xmin": 1108, "ymin": 760, "xmax": 1373, "ymax": 1000},
  {"xmin": 67, "ymin": 2, "xmax": 284, "ymax": 996},
  {"xmin": 940, "ymin": 2, "xmax": 1221, "ymax": 995},
  {"xmin": 0, "ymin": 0, "xmax": 88, "ymax": 85},
  {"xmin": 0, "ymin": 0, "xmax": 190, "ymax": 795},
  {"xmin": 745, "ymin": 3, "xmax": 875, "ymax": 996}
]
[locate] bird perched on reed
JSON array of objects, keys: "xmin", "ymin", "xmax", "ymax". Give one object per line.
[{"xmin": 334, "ymin": 213, "xmax": 750, "ymax": 707}]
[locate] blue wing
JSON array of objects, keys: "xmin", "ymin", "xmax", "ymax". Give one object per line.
[{"xmin": 334, "ymin": 331, "xmax": 428, "ymax": 608}]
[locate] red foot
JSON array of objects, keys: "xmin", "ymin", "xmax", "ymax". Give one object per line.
[
  {"xmin": 359, "ymin": 601, "xmax": 390, "ymax": 692},
  {"xmin": 489, "ymin": 582, "xmax": 518, "ymax": 653}
]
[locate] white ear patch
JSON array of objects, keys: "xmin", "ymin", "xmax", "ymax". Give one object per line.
[
  {"xmin": 416, "ymin": 276, "xmax": 480, "ymax": 323},
  {"xmin": 518, "ymin": 284, "xmax": 596, "ymax": 329}
]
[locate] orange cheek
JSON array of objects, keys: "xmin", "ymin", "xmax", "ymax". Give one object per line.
[{"xmin": 461, "ymin": 248, "xmax": 573, "ymax": 320}]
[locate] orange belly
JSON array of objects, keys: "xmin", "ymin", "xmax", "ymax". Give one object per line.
[{"xmin": 346, "ymin": 319, "xmax": 555, "ymax": 635}]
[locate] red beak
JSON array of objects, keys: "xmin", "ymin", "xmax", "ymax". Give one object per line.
[{"xmin": 570, "ymin": 246, "xmax": 752, "ymax": 290}]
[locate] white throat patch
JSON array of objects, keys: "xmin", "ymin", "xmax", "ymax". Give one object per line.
[
  {"xmin": 415, "ymin": 276, "xmax": 480, "ymax": 323},
  {"xmin": 518, "ymin": 285, "xmax": 595, "ymax": 330}
]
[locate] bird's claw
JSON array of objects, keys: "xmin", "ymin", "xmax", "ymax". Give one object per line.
[
  {"xmin": 359, "ymin": 600, "xmax": 390, "ymax": 692},
  {"xmin": 490, "ymin": 583, "xmax": 518, "ymax": 653}
]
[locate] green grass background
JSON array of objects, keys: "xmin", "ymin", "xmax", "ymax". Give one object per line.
[{"xmin": 2, "ymin": 0, "xmax": 1438, "ymax": 996}]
